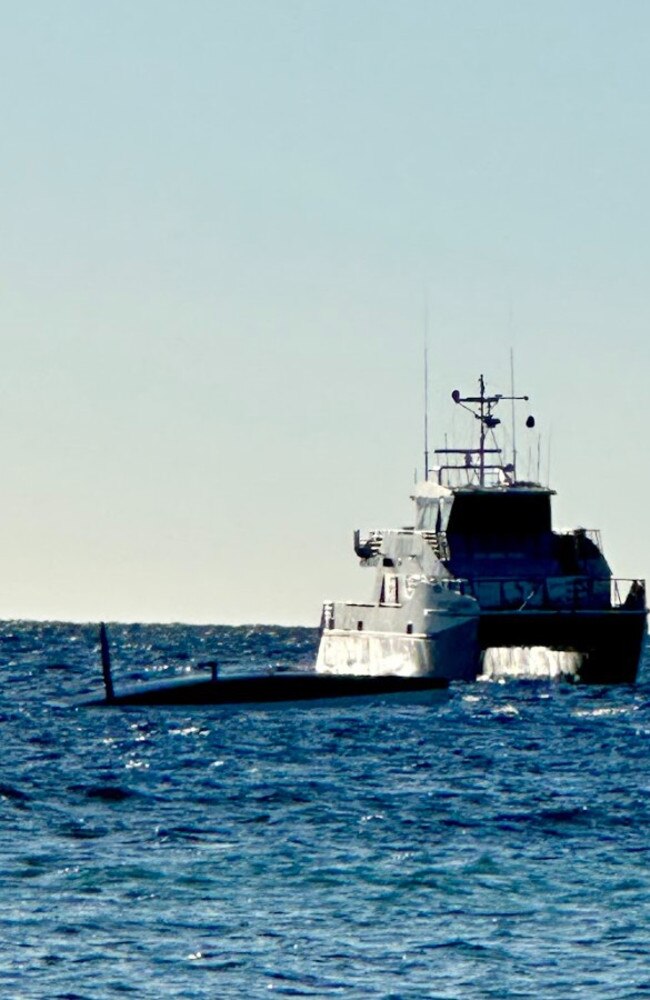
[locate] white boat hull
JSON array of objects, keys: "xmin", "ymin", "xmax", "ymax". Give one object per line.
[{"xmin": 316, "ymin": 619, "xmax": 479, "ymax": 682}]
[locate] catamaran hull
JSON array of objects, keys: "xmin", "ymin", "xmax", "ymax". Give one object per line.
[
  {"xmin": 316, "ymin": 619, "xmax": 480, "ymax": 682},
  {"xmin": 478, "ymin": 608, "xmax": 647, "ymax": 683},
  {"xmin": 316, "ymin": 609, "xmax": 646, "ymax": 684}
]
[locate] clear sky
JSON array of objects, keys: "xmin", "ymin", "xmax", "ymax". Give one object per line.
[{"xmin": 1, "ymin": 1, "xmax": 649, "ymax": 624}]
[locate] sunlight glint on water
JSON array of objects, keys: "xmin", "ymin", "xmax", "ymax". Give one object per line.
[{"xmin": 0, "ymin": 621, "xmax": 647, "ymax": 1000}]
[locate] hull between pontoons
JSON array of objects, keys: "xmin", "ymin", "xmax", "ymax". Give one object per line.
[{"xmin": 478, "ymin": 607, "xmax": 647, "ymax": 684}]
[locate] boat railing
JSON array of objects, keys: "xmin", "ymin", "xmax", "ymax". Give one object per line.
[
  {"xmin": 354, "ymin": 527, "xmax": 451, "ymax": 561},
  {"xmin": 460, "ymin": 577, "xmax": 646, "ymax": 611},
  {"xmin": 584, "ymin": 528, "xmax": 602, "ymax": 550},
  {"xmin": 421, "ymin": 530, "xmax": 450, "ymax": 560},
  {"xmin": 353, "ymin": 529, "xmax": 383, "ymax": 559},
  {"xmin": 321, "ymin": 602, "xmax": 334, "ymax": 629},
  {"xmin": 556, "ymin": 527, "xmax": 603, "ymax": 551}
]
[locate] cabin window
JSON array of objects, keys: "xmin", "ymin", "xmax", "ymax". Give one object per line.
[
  {"xmin": 446, "ymin": 493, "xmax": 552, "ymax": 537},
  {"xmin": 415, "ymin": 496, "xmax": 452, "ymax": 531},
  {"xmin": 415, "ymin": 499, "xmax": 438, "ymax": 531}
]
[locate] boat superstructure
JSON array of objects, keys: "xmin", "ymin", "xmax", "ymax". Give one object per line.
[{"xmin": 316, "ymin": 376, "xmax": 646, "ymax": 682}]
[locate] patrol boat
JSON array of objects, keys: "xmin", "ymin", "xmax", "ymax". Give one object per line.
[{"xmin": 316, "ymin": 376, "xmax": 646, "ymax": 683}]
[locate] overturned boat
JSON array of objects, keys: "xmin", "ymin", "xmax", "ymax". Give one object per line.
[
  {"xmin": 316, "ymin": 375, "xmax": 646, "ymax": 683},
  {"xmin": 86, "ymin": 624, "xmax": 448, "ymax": 706}
]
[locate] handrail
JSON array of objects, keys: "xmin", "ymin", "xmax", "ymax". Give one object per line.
[
  {"xmin": 354, "ymin": 527, "xmax": 451, "ymax": 562},
  {"xmin": 460, "ymin": 576, "xmax": 646, "ymax": 611}
]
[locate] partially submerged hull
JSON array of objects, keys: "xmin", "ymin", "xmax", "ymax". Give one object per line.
[
  {"xmin": 87, "ymin": 671, "xmax": 449, "ymax": 707},
  {"xmin": 87, "ymin": 624, "xmax": 449, "ymax": 707}
]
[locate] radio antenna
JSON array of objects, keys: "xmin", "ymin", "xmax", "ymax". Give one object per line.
[
  {"xmin": 423, "ymin": 299, "xmax": 430, "ymax": 481},
  {"xmin": 510, "ymin": 347, "xmax": 517, "ymax": 481}
]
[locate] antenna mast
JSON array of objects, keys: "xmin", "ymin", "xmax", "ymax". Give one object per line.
[
  {"xmin": 423, "ymin": 303, "xmax": 429, "ymax": 481},
  {"xmin": 478, "ymin": 374, "xmax": 487, "ymax": 484},
  {"xmin": 446, "ymin": 375, "xmax": 531, "ymax": 486},
  {"xmin": 510, "ymin": 348, "xmax": 517, "ymax": 480}
]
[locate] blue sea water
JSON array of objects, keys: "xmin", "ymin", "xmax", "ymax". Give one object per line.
[{"xmin": 1, "ymin": 622, "xmax": 649, "ymax": 999}]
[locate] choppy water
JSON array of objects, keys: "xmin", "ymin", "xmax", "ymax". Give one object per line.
[{"xmin": 1, "ymin": 621, "xmax": 649, "ymax": 999}]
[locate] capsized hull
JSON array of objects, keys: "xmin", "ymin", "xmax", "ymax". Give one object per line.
[{"xmin": 85, "ymin": 671, "xmax": 449, "ymax": 707}]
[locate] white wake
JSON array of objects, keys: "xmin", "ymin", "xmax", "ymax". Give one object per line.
[{"xmin": 480, "ymin": 646, "xmax": 582, "ymax": 681}]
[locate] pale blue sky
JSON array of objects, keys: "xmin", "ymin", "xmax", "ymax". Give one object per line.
[{"xmin": 1, "ymin": 1, "xmax": 649, "ymax": 623}]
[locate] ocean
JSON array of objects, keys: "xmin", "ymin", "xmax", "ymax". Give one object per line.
[{"xmin": 1, "ymin": 621, "xmax": 649, "ymax": 999}]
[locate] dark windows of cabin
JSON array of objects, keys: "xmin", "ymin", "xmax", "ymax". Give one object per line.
[{"xmin": 446, "ymin": 494, "xmax": 552, "ymax": 540}]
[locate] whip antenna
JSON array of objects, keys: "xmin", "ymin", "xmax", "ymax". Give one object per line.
[
  {"xmin": 510, "ymin": 348, "xmax": 517, "ymax": 481},
  {"xmin": 423, "ymin": 300, "xmax": 430, "ymax": 481}
]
